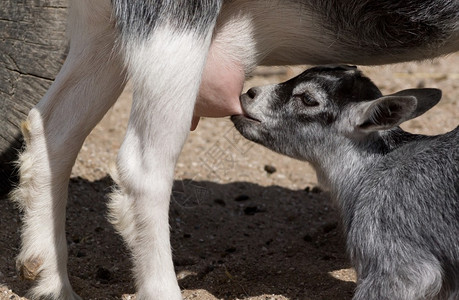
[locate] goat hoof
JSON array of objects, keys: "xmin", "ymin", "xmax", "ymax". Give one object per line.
[{"xmin": 17, "ymin": 257, "xmax": 43, "ymax": 280}]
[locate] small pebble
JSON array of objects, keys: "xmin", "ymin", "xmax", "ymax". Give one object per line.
[
  {"xmin": 322, "ymin": 222, "xmax": 337, "ymax": 233},
  {"xmin": 225, "ymin": 247, "xmax": 236, "ymax": 253},
  {"xmin": 244, "ymin": 206, "xmax": 263, "ymax": 215},
  {"xmin": 96, "ymin": 266, "xmax": 111, "ymax": 282},
  {"xmin": 213, "ymin": 198, "xmax": 226, "ymax": 206},
  {"xmin": 264, "ymin": 165, "xmax": 277, "ymax": 174},
  {"xmin": 311, "ymin": 186, "xmax": 322, "ymax": 193},
  {"xmin": 303, "ymin": 234, "xmax": 313, "ymax": 242},
  {"xmin": 76, "ymin": 250, "xmax": 87, "ymax": 258},
  {"xmin": 234, "ymin": 194, "xmax": 250, "ymax": 202},
  {"xmin": 321, "ymin": 254, "xmax": 335, "ymax": 261}
]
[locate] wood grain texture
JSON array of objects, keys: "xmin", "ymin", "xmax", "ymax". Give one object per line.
[{"xmin": 0, "ymin": 0, "xmax": 69, "ymax": 194}]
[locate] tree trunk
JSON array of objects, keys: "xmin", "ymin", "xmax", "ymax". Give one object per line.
[{"xmin": 0, "ymin": 0, "xmax": 69, "ymax": 194}]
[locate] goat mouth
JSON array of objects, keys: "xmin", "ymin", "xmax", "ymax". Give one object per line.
[
  {"xmin": 232, "ymin": 95, "xmax": 262, "ymax": 124},
  {"xmin": 231, "ymin": 113, "xmax": 261, "ymax": 124},
  {"xmin": 244, "ymin": 113, "xmax": 262, "ymax": 123}
]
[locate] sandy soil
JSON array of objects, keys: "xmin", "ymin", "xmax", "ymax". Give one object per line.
[{"xmin": 1, "ymin": 53, "xmax": 458, "ymax": 300}]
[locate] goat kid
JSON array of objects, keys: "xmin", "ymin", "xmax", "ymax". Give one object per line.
[
  {"xmin": 11, "ymin": 0, "xmax": 459, "ymax": 299},
  {"xmin": 232, "ymin": 65, "xmax": 459, "ymax": 300}
]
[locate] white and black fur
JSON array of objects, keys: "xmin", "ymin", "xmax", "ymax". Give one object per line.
[
  {"xmin": 10, "ymin": 1, "xmax": 459, "ymax": 299},
  {"xmin": 232, "ymin": 65, "xmax": 459, "ymax": 300}
]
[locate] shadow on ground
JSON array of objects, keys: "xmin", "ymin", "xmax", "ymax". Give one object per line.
[
  {"xmin": 0, "ymin": 176, "xmax": 355, "ymax": 300},
  {"xmin": 0, "ymin": 137, "xmax": 21, "ymax": 196}
]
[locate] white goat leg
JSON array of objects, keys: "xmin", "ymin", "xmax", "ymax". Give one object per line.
[
  {"xmin": 11, "ymin": 1, "xmax": 126, "ymax": 298},
  {"xmin": 108, "ymin": 26, "xmax": 215, "ymax": 300}
]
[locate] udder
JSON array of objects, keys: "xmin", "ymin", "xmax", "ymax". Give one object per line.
[{"xmin": 192, "ymin": 43, "xmax": 246, "ymax": 130}]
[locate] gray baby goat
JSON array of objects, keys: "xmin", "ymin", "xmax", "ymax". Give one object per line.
[{"xmin": 232, "ymin": 65, "xmax": 459, "ymax": 300}]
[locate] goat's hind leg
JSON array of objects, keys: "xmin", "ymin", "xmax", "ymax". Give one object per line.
[{"xmin": 10, "ymin": 1, "xmax": 126, "ymax": 298}]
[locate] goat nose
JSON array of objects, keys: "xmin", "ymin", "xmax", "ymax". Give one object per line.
[{"xmin": 246, "ymin": 87, "xmax": 258, "ymax": 100}]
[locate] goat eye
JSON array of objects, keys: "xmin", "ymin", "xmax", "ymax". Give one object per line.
[{"xmin": 294, "ymin": 93, "xmax": 319, "ymax": 107}]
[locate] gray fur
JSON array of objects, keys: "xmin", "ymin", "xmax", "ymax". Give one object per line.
[
  {"xmin": 308, "ymin": 0, "xmax": 459, "ymax": 57},
  {"xmin": 112, "ymin": 0, "xmax": 223, "ymax": 39},
  {"xmin": 232, "ymin": 66, "xmax": 459, "ymax": 300},
  {"xmin": 111, "ymin": 0, "xmax": 459, "ymax": 62}
]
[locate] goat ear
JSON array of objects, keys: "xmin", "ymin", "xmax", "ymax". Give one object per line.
[
  {"xmin": 387, "ymin": 88, "xmax": 442, "ymax": 119},
  {"xmin": 353, "ymin": 88, "xmax": 441, "ymax": 132}
]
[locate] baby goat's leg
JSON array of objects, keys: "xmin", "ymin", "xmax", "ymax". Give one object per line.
[
  {"xmin": 353, "ymin": 258, "xmax": 443, "ymax": 300},
  {"xmin": 11, "ymin": 1, "xmax": 126, "ymax": 299},
  {"xmin": 108, "ymin": 25, "xmax": 217, "ymax": 299}
]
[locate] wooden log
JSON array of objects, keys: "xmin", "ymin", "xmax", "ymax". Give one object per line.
[{"xmin": 0, "ymin": 0, "xmax": 69, "ymax": 194}]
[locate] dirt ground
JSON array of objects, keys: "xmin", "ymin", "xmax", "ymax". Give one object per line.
[{"xmin": 1, "ymin": 53, "xmax": 458, "ymax": 300}]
